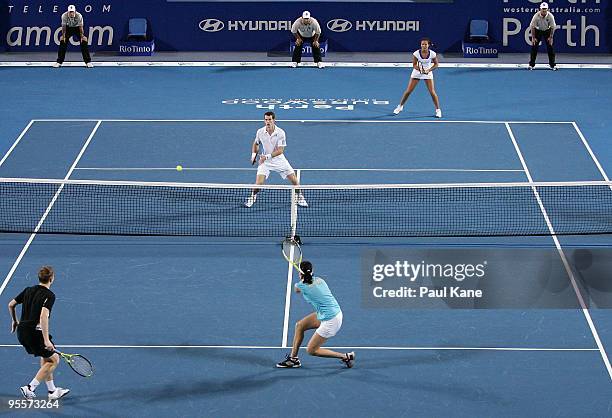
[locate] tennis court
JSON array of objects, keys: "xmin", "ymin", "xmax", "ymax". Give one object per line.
[{"xmin": 1, "ymin": 66, "xmax": 611, "ymax": 416}]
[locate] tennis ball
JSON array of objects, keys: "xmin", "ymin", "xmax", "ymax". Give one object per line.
[{"xmin": 176, "ymin": 165, "xmax": 183, "ymax": 171}]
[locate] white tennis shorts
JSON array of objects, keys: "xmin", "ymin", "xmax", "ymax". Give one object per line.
[
  {"xmin": 316, "ymin": 311, "xmax": 343, "ymax": 339},
  {"xmin": 410, "ymin": 69, "xmax": 434, "ymax": 80},
  {"xmin": 257, "ymin": 155, "xmax": 295, "ymax": 179}
]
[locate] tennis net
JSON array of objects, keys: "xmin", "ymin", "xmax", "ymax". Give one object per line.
[{"xmin": 1, "ymin": 177, "xmax": 611, "ymax": 237}]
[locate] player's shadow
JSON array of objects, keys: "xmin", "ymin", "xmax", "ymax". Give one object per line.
[
  {"xmin": 61, "ymin": 348, "xmax": 350, "ymax": 406},
  {"xmin": 148, "ymin": 346, "xmax": 275, "ymax": 367},
  {"xmin": 62, "ymin": 348, "xmax": 508, "ymax": 409},
  {"xmin": 345, "ymin": 347, "xmax": 482, "ymax": 371},
  {"xmin": 63, "ymin": 367, "xmax": 343, "ymax": 406}
]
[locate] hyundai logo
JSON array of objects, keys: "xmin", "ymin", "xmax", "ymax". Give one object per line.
[
  {"xmin": 199, "ymin": 19, "xmax": 224, "ymax": 32},
  {"xmin": 327, "ymin": 19, "xmax": 352, "ymax": 32}
]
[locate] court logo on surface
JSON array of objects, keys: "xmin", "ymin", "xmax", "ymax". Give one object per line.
[{"xmin": 223, "ymin": 98, "xmax": 390, "ymax": 111}]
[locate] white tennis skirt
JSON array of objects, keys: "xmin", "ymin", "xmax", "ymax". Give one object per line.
[
  {"xmin": 410, "ymin": 69, "xmax": 434, "ymax": 80},
  {"xmin": 315, "ymin": 311, "xmax": 343, "ymax": 339}
]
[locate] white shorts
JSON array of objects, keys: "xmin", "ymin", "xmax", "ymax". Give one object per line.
[
  {"xmin": 315, "ymin": 311, "xmax": 343, "ymax": 339},
  {"xmin": 257, "ymin": 155, "xmax": 295, "ymax": 179},
  {"xmin": 410, "ymin": 69, "xmax": 434, "ymax": 80}
]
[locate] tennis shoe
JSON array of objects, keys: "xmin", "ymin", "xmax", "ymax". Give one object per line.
[
  {"xmin": 52, "ymin": 62, "xmax": 61, "ymax": 68},
  {"xmin": 291, "ymin": 62, "xmax": 298, "ymax": 68},
  {"xmin": 296, "ymin": 194, "xmax": 308, "ymax": 207},
  {"xmin": 528, "ymin": 65, "xmax": 534, "ymax": 70},
  {"xmin": 48, "ymin": 387, "xmax": 70, "ymax": 400},
  {"xmin": 316, "ymin": 62, "xmax": 324, "ymax": 69},
  {"xmin": 341, "ymin": 352, "xmax": 356, "ymax": 368},
  {"xmin": 20, "ymin": 385, "xmax": 36, "ymax": 399},
  {"xmin": 435, "ymin": 109, "xmax": 442, "ymax": 118},
  {"xmin": 393, "ymin": 105, "xmax": 403, "ymax": 115},
  {"xmin": 550, "ymin": 66, "xmax": 558, "ymax": 71},
  {"xmin": 86, "ymin": 62, "xmax": 93, "ymax": 68},
  {"xmin": 276, "ymin": 354, "xmax": 301, "ymax": 368},
  {"xmin": 244, "ymin": 195, "xmax": 257, "ymax": 208}
]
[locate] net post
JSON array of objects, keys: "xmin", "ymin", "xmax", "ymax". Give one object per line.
[{"xmin": 290, "ymin": 184, "xmax": 298, "ymax": 238}]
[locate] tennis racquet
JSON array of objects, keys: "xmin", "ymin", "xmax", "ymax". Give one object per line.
[
  {"xmin": 418, "ymin": 62, "xmax": 426, "ymax": 74},
  {"xmin": 55, "ymin": 350, "xmax": 94, "ymax": 377},
  {"xmin": 281, "ymin": 236, "xmax": 303, "ymax": 273},
  {"xmin": 251, "ymin": 140, "xmax": 260, "ymax": 165}
]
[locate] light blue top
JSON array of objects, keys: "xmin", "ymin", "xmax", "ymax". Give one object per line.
[{"xmin": 296, "ymin": 277, "xmax": 341, "ymax": 321}]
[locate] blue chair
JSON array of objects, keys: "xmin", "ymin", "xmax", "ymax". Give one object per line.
[
  {"xmin": 128, "ymin": 18, "xmax": 148, "ymax": 40},
  {"xmin": 469, "ymin": 19, "xmax": 489, "ymax": 42}
]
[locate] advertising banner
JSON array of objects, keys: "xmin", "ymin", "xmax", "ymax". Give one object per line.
[{"xmin": 1, "ymin": 1, "xmax": 609, "ymax": 53}]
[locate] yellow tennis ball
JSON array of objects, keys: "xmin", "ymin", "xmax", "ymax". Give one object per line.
[{"xmin": 176, "ymin": 165, "xmax": 183, "ymax": 171}]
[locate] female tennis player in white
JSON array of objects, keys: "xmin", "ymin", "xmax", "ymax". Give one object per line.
[
  {"xmin": 245, "ymin": 111, "xmax": 307, "ymax": 208},
  {"xmin": 277, "ymin": 260, "xmax": 355, "ymax": 368},
  {"xmin": 393, "ymin": 38, "xmax": 442, "ymax": 118}
]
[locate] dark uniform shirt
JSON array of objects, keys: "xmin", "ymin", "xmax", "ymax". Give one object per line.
[{"xmin": 15, "ymin": 285, "xmax": 55, "ymax": 329}]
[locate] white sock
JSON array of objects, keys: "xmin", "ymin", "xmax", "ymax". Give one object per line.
[
  {"xmin": 46, "ymin": 380, "xmax": 57, "ymax": 392},
  {"xmin": 28, "ymin": 378, "xmax": 40, "ymax": 391}
]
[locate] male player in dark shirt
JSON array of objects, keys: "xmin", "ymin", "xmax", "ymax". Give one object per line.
[{"xmin": 8, "ymin": 266, "xmax": 69, "ymax": 400}]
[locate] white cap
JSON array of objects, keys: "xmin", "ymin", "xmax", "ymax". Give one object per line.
[
  {"xmin": 68, "ymin": 5, "xmax": 76, "ymax": 12},
  {"xmin": 302, "ymin": 11, "xmax": 310, "ymax": 19},
  {"xmin": 540, "ymin": 2, "xmax": 548, "ymax": 9}
]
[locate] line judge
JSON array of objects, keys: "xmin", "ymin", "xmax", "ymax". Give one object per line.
[
  {"xmin": 291, "ymin": 11, "xmax": 324, "ymax": 68},
  {"xmin": 54, "ymin": 5, "xmax": 93, "ymax": 68},
  {"xmin": 528, "ymin": 2, "xmax": 557, "ymax": 70}
]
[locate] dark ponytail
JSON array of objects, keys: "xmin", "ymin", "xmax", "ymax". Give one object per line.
[
  {"xmin": 300, "ymin": 261, "xmax": 314, "ymax": 284},
  {"xmin": 420, "ymin": 37, "xmax": 434, "ymax": 47}
]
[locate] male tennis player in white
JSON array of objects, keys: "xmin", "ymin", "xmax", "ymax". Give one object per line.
[{"xmin": 245, "ymin": 111, "xmax": 307, "ymax": 208}]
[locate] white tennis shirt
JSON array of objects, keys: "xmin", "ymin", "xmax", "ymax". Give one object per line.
[
  {"xmin": 256, "ymin": 125, "xmax": 287, "ymax": 157},
  {"xmin": 413, "ymin": 49, "xmax": 437, "ymax": 70},
  {"xmin": 291, "ymin": 18, "xmax": 322, "ymax": 38}
]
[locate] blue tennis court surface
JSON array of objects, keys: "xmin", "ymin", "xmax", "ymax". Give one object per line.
[{"xmin": 1, "ymin": 66, "xmax": 611, "ymax": 416}]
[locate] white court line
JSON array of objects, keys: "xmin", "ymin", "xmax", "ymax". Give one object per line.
[
  {"xmin": 571, "ymin": 122, "xmax": 612, "ymax": 183},
  {"xmin": 0, "ymin": 343, "xmax": 599, "ymax": 351},
  {"xmin": 0, "ymin": 120, "xmax": 34, "ymax": 168},
  {"xmin": 0, "ymin": 121, "xmax": 102, "ymax": 297},
  {"xmin": 1, "ymin": 61, "xmax": 611, "ymax": 69},
  {"xmin": 505, "ymin": 123, "xmax": 612, "ymax": 381},
  {"xmin": 281, "ymin": 247, "xmax": 295, "ymax": 349},
  {"xmin": 73, "ymin": 167, "xmax": 525, "ymax": 173},
  {"xmin": 31, "ymin": 118, "xmax": 575, "ymax": 124},
  {"xmin": 281, "ymin": 169, "xmax": 301, "ymax": 348}
]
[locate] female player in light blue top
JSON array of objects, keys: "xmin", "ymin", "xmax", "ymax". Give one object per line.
[{"xmin": 277, "ymin": 260, "xmax": 355, "ymax": 368}]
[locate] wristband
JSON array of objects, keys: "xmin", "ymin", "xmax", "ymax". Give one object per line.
[{"xmin": 251, "ymin": 152, "xmax": 256, "ymax": 161}]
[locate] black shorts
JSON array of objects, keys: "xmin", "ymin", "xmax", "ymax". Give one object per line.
[{"xmin": 17, "ymin": 327, "xmax": 54, "ymax": 358}]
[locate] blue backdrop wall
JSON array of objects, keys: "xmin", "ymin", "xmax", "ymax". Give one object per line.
[{"xmin": 1, "ymin": 0, "xmax": 610, "ymax": 53}]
